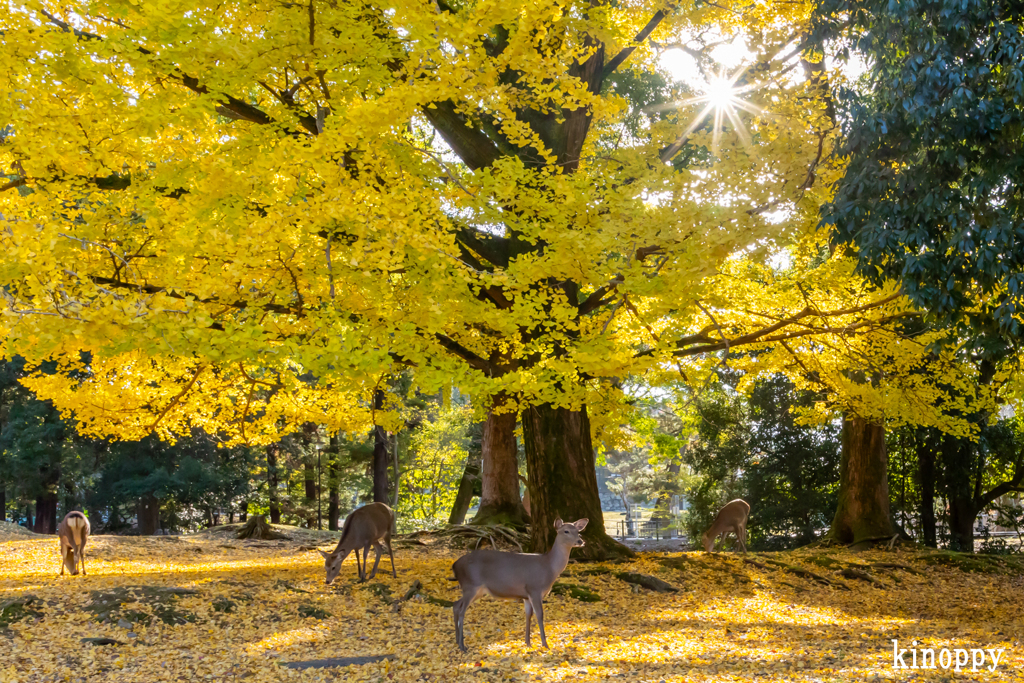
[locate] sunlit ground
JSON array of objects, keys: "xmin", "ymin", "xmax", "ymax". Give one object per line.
[{"xmin": 0, "ymin": 533, "xmax": 1021, "ymax": 682}]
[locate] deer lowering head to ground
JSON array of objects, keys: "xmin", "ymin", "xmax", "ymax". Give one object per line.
[
  {"xmin": 319, "ymin": 502, "xmax": 396, "ymax": 585},
  {"xmin": 58, "ymin": 511, "xmax": 90, "ymax": 576},
  {"xmin": 450, "ymin": 518, "xmax": 588, "ymax": 651},
  {"xmin": 702, "ymin": 499, "xmax": 750, "ymax": 553}
]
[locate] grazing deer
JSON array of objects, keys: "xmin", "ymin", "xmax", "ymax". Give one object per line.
[
  {"xmin": 58, "ymin": 511, "xmax": 90, "ymax": 576},
  {"xmin": 450, "ymin": 518, "xmax": 588, "ymax": 651},
  {"xmin": 319, "ymin": 502, "xmax": 396, "ymax": 585},
  {"xmin": 702, "ymin": 499, "xmax": 750, "ymax": 553}
]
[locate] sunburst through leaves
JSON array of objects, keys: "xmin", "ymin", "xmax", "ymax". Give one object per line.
[{"xmin": 655, "ymin": 65, "xmax": 762, "ymax": 159}]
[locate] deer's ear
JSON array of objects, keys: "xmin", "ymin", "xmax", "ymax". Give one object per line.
[
  {"xmin": 573, "ymin": 518, "xmax": 589, "ymax": 531},
  {"xmin": 318, "ymin": 549, "xmax": 330, "ymax": 559},
  {"xmin": 553, "ymin": 518, "xmax": 563, "ymax": 529}
]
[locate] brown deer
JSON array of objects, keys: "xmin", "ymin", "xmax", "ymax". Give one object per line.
[
  {"xmin": 450, "ymin": 518, "xmax": 588, "ymax": 651},
  {"xmin": 58, "ymin": 511, "xmax": 90, "ymax": 576},
  {"xmin": 702, "ymin": 499, "xmax": 749, "ymax": 553},
  {"xmin": 319, "ymin": 502, "xmax": 396, "ymax": 585}
]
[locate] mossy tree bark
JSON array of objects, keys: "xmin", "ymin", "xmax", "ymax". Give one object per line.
[
  {"xmin": 827, "ymin": 416, "xmax": 894, "ymax": 545},
  {"xmin": 470, "ymin": 404, "xmax": 529, "ymax": 528},
  {"xmin": 521, "ymin": 403, "xmax": 633, "ymax": 560}
]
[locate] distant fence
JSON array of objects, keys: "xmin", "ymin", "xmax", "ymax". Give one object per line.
[{"xmin": 615, "ymin": 518, "xmax": 680, "ymax": 540}]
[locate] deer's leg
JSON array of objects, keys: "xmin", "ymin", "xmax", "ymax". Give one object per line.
[
  {"xmin": 737, "ymin": 524, "xmax": 747, "ymax": 554},
  {"xmin": 353, "ymin": 546, "xmax": 364, "ymax": 581},
  {"xmin": 367, "ymin": 541, "xmax": 384, "ymax": 580},
  {"xmin": 528, "ymin": 594, "xmax": 547, "ymax": 648},
  {"xmin": 523, "ymin": 599, "xmax": 533, "ymax": 647},
  {"xmin": 386, "ymin": 538, "xmax": 396, "ymax": 577}
]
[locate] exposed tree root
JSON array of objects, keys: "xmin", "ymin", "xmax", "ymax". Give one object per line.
[{"xmin": 236, "ymin": 515, "xmax": 289, "ymax": 540}]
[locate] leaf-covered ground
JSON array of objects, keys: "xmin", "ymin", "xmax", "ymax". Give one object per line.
[{"xmin": 1, "ymin": 531, "xmax": 1021, "ymax": 682}]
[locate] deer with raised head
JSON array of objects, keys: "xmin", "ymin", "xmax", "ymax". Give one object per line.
[
  {"xmin": 702, "ymin": 499, "xmax": 749, "ymax": 553},
  {"xmin": 58, "ymin": 511, "xmax": 90, "ymax": 576},
  {"xmin": 319, "ymin": 502, "xmax": 396, "ymax": 585},
  {"xmin": 449, "ymin": 517, "xmax": 588, "ymax": 651}
]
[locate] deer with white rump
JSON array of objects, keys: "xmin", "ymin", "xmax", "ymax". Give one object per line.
[
  {"xmin": 58, "ymin": 511, "xmax": 90, "ymax": 576},
  {"xmin": 319, "ymin": 502, "xmax": 396, "ymax": 585},
  {"xmin": 702, "ymin": 499, "xmax": 749, "ymax": 553},
  {"xmin": 450, "ymin": 518, "xmax": 588, "ymax": 651}
]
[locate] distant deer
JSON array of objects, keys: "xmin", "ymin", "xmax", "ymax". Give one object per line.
[
  {"xmin": 449, "ymin": 518, "xmax": 588, "ymax": 651},
  {"xmin": 702, "ymin": 499, "xmax": 749, "ymax": 553},
  {"xmin": 58, "ymin": 511, "xmax": 90, "ymax": 576},
  {"xmin": 319, "ymin": 502, "xmax": 396, "ymax": 585}
]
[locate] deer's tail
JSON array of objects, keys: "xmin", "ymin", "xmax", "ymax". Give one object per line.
[{"xmin": 65, "ymin": 513, "xmax": 89, "ymax": 548}]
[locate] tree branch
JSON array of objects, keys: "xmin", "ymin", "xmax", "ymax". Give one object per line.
[{"xmin": 603, "ymin": 8, "xmax": 672, "ymax": 78}]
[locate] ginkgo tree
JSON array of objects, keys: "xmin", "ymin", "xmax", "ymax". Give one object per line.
[{"xmin": 0, "ymin": 0, "xmax": 913, "ymax": 557}]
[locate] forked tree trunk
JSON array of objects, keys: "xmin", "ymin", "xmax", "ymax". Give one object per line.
[
  {"xmin": 827, "ymin": 416, "xmax": 894, "ymax": 545},
  {"xmin": 521, "ymin": 403, "xmax": 633, "ymax": 560},
  {"xmin": 470, "ymin": 407, "xmax": 528, "ymax": 528},
  {"xmin": 942, "ymin": 434, "xmax": 978, "ymax": 553}
]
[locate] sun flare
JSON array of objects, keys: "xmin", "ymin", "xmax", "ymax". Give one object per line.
[{"xmin": 652, "ymin": 65, "xmax": 762, "ymax": 160}]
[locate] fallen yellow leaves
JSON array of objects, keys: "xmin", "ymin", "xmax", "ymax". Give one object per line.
[{"xmin": 0, "ymin": 534, "xmax": 1021, "ymax": 682}]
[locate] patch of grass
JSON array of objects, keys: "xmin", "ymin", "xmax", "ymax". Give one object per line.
[
  {"xmin": 84, "ymin": 586, "xmax": 198, "ymax": 625},
  {"xmin": 551, "ymin": 583, "xmax": 602, "ymax": 602},
  {"xmin": 298, "ymin": 605, "xmax": 331, "ymax": 619},
  {"xmin": 0, "ymin": 596, "xmax": 41, "ymax": 629},
  {"xmin": 917, "ymin": 550, "xmax": 1023, "ymax": 573}
]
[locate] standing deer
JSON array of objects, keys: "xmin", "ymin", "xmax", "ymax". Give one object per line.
[
  {"xmin": 319, "ymin": 502, "xmax": 396, "ymax": 585},
  {"xmin": 58, "ymin": 511, "xmax": 90, "ymax": 576},
  {"xmin": 450, "ymin": 518, "xmax": 588, "ymax": 651},
  {"xmin": 702, "ymin": 499, "xmax": 750, "ymax": 553}
]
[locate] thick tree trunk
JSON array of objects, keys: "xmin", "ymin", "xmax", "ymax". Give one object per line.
[
  {"xmin": 372, "ymin": 389, "xmax": 389, "ymax": 504},
  {"xmin": 33, "ymin": 492, "xmax": 59, "ymax": 534},
  {"xmin": 470, "ymin": 407, "xmax": 529, "ymax": 527},
  {"xmin": 916, "ymin": 430, "xmax": 937, "ymax": 547},
  {"xmin": 239, "ymin": 499, "xmax": 248, "ymax": 522},
  {"xmin": 136, "ymin": 494, "xmax": 160, "ymax": 535},
  {"xmin": 521, "ymin": 403, "xmax": 633, "ymax": 560},
  {"xmin": 948, "ymin": 496, "xmax": 977, "ymax": 552},
  {"xmin": 827, "ymin": 416, "xmax": 894, "ymax": 545},
  {"xmin": 267, "ymin": 444, "xmax": 281, "ymax": 524},
  {"xmin": 449, "ymin": 456, "xmax": 481, "ymax": 525}
]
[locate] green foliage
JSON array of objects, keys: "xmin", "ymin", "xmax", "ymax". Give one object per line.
[
  {"xmin": 396, "ymin": 403, "xmax": 475, "ymax": 531},
  {"xmin": 815, "ymin": 0, "xmax": 1024, "ymax": 351},
  {"xmin": 681, "ymin": 375, "xmax": 841, "ymax": 549}
]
